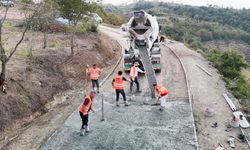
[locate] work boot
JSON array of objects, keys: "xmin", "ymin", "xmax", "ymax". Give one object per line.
[
  {"xmin": 86, "ymin": 126, "xmax": 90, "ymax": 132},
  {"xmin": 116, "ymin": 101, "xmax": 120, "ymax": 107},
  {"xmin": 80, "ymin": 128, "xmax": 85, "ymax": 136},
  {"xmin": 228, "ymin": 137, "xmax": 235, "ymax": 148}
]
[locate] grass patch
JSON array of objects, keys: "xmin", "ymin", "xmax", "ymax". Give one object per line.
[
  {"xmin": 242, "ymin": 69, "xmax": 250, "ymax": 86},
  {"xmin": 3, "ymin": 22, "xmax": 14, "ymax": 29},
  {"xmin": 16, "ymin": 48, "xmax": 29, "ymax": 57},
  {"xmin": 48, "ymin": 40, "xmax": 57, "ymax": 48},
  {"xmin": 48, "ymin": 36, "xmax": 57, "ymax": 48}
]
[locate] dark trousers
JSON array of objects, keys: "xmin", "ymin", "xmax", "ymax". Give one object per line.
[
  {"xmin": 130, "ymin": 77, "xmax": 140, "ymax": 92},
  {"xmin": 79, "ymin": 112, "xmax": 88, "ymax": 129},
  {"xmin": 116, "ymin": 89, "xmax": 126, "ymax": 102},
  {"xmin": 91, "ymin": 79, "xmax": 99, "ymax": 89}
]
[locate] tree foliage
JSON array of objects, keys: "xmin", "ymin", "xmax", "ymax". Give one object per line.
[
  {"xmin": 92, "ymin": 3, "xmax": 126, "ymax": 25},
  {"xmin": 207, "ymin": 49, "xmax": 250, "ymax": 110},
  {"xmin": 133, "ymin": 1, "xmax": 154, "ymax": 10},
  {"xmin": 209, "ymin": 49, "xmax": 248, "ymax": 79},
  {"xmin": 102, "ymin": 4, "xmax": 121, "ymax": 13},
  {"xmin": 56, "ymin": 0, "xmax": 90, "ymax": 25},
  {"xmin": 162, "ymin": 17, "xmax": 250, "ymax": 46},
  {"xmin": 156, "ymin": 3, "xmax": 250, "ymax": 33}
]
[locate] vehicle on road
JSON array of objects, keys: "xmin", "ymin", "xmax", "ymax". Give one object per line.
[
  {"xmin": 123, "ymin": 10, "xmax": 161, "ymax": 72},
  {"xmin": 90, "ymin": 13, "xmax": 103, "ymax": 24},
  {"xmin": 0, "ymin": 0, "xmax": 14, "ymax": 7},
  {"xmin": 121, "ymin": 23, "xmax": 128, "ymax": 31}
]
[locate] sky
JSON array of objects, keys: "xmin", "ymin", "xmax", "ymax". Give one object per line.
[{"xmin": 102, "ymin": 0, "xmax": 250, "ymax": 9}]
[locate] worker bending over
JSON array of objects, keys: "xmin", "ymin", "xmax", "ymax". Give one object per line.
[
  {"xmin": 130, "ymin": 62, "xmax": 145, "ymax": 93},
  {"xmin": 88, "ymin": 64, "xmax": 101, "ymax": 93},
  {"xmin": 153, "ymin": 84, "xmax": 169, "ymax": 111},
  {"xmin": 112, "ymin": 71, "xmax": 130, "ymax": 107},
  {"xmin": 79, "ymin": 91, "xmax": 96, "ymax": 136}
]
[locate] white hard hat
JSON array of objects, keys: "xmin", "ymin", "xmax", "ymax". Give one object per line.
[{"xmin": 134, "ymin": 62, "xmax": 139, "ymax": 66}]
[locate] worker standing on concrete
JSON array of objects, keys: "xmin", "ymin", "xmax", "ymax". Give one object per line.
[
  {"xmin": 112, "ymin": 71, "xmax": 130, "ymax": 107},
  {"xmin": 79, "ymin": 91, "xmax": 96, "ymax": 136},
  {"xmin": 153, "ymin": 84, "xmax": 169, "ymax": 111},
  {"xmin": 88, "ymin": 64, "xmax": 101, "ymax": 93},
  {"xmin": 130, "ymin": 62, "xmax": 145, "ymax": 93}
]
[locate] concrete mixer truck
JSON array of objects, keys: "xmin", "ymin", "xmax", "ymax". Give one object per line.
[
  {"xmin": 123, "ymin": 10, "xmax": 162, "ymax": 98},
  {"xmin": 123, "ymin": 10, "xmax": 161, "ymax": 73}
]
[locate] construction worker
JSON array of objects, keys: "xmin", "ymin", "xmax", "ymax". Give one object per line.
[
  {"xmin": 129, "ymin": 61, "xmax": 145, "ymax": 93},
  {"xmin": 112, "ymin": 71, "xmax": 130, "ymax": 107},
  {"xmin": 153, "ymin": 84, "xmax": 169, "ymax": 111},
  {"xmin": 79, "ymin": 91, "xmax": 96, "ymax": 136},
  {"xmin": 88, "ymin": 64, "xmax": 101, "ymax": 93}
]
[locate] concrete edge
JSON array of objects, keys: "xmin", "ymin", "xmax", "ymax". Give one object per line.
[{"xmin": 163, "ymin": 43, "xmax": 199, "ymax": 150}]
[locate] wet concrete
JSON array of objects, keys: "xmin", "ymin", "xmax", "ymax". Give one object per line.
[{"xmin": 41, "ymin": 93, "xmax": 197, "ymax": 150}]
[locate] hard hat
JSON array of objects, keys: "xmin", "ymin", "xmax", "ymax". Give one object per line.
[{"xmin": 134, "ymin": 62, "xmax": 139, "ymax": 66}]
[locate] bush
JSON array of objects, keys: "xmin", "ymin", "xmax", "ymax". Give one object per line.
[
  {"xmin": 49, "ymin": 36, "xmax": 57, "ymax": 48},
  {"xmin": 103, "ymin": 13, "xmax": 126, "ymax": 26},
  {"xmin": 75, "ymin": 20, "xmax": 98, "ymax": 33},
  {"xmin": 208, "ymin": 49, "xmax": 248, "ymax": 80},
  {"xmin": 75, "ymin": 22, "xmax": 87, "ymax": 33},
  {"xmin": 88, "ymin": 21, "xmax": 98, "ymax": 32},
  {"xmin": 207, "ymin": 48, "xmax": 250, "ymax": 112}
]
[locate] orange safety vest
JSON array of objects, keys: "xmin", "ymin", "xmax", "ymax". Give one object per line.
[
  {"xmin": 155, "ymin": 85, "xmax": 169, "ymax": 96},
  {"xmin": 89, "ymin": 67, "xmax": 100, "ymax": 80},
  {"xmin": 79, "ymin": 95, "xmax": 92, "ymax": 115},
  {"xmin": 113, "ymin": 75, "xmax": 124, "ymax": 90},
  {"xmin": 130, "ymin": 66, "xmax": 139, "ymax": 78}
]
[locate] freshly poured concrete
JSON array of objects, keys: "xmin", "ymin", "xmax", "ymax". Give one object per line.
[{"xmin": 41, "ymin": 93, "xmax": 197, "ymax": 150}]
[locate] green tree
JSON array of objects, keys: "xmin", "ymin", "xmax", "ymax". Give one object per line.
[
  {"xmin": 210, "ymin": 49, "xmax": 248, "ymax": 80},
  {"xmin": 219, "ymin": 49, "xmax": 248, "ymax": 79},
  {"xmin": 0, "ymin": 2, "xmax": 40, "ymax": 92},
  {"xmin": 56, "ymin": 0, "xmax": 91, "ymax": 56}
]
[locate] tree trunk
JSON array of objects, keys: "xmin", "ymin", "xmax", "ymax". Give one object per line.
[
  {"xmin": 70, "ymin": 31, "xmax": 74, "ymax": 57},
  {"xmin": 0, "ymin": 22, "xmax": 6, "ymax": 90},
  {"xmin": 0, "ymin": 55, "xmax": 6, "ymax": 88},
  {"xmin": 29, "ymin": 47, "xmax": 33, "ymax": 58},
  {"xmin": 29, "ymin": 29, "xmax": 33, "ymax": 59},
  {"xmin": 42, "ymin": 22, "xmax": 47, "ymax": 49},
  {"xmin": 43, "ymin": 32, "xmax": 47, "ymax": 49}
]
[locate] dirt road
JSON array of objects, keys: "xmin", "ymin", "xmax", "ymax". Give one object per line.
[
  {"xmin": 41, "ymin": 26, "xmax": 250, "ymax": 150},
  {"xmin": 3, "ymin": 25, "xmax": 249, "ymax": 149},
  {"xmin": 165, "ymin": 41, "xmax": 250, "ymax": 149},
  {"xmin": 40, "ymin": 26, "xmax": 198, "ymax": 150}
]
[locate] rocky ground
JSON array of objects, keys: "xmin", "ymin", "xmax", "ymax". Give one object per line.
[{"xmin": 166, "ymin": 41, "xmax": 250, "ymax": 149}]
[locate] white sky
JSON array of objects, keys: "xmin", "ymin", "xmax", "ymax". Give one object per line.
[{"xmin": 103, "ymin": 0, "xmax": 250, "ymax": 9}]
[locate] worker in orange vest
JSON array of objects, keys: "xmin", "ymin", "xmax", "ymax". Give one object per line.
[
  {"xmin": 79, "ymin": 91, "xmax": 96, "ymax": 136},
  {"xmin": 153, "ymin": 84, "xmax": 169, "ymax": 111},
  {"xmin": 130, "ymin": 62, "xmax": 145, "ymax": 93},
  {"xmin": 88, "ymin": 64, "xmax": 101, "ymax": 93},
  {"xmin": 112, "ymin": 71, "xmax": 130, "ymax": 107}
]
